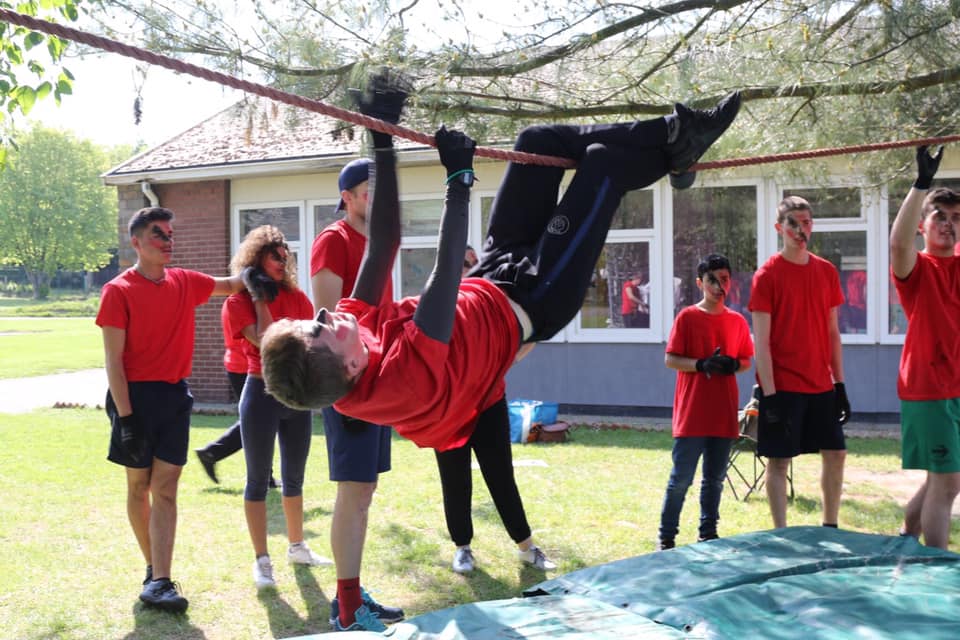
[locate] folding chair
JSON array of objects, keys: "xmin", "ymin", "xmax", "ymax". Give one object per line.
[{"xmin": 725, "ymin": 387, "xmax": 793, "ymax": 502}]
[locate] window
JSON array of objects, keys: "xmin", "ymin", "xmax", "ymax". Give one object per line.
[
  {"xmin": 400, "ymin": 247, "xmax": 436, "ymax": 298},
  {"xmin": 673, "ymin": 185, "xmax": 758, "ymax": 328},
  {"xmin": 235, "ymin": 202, "xmax": 307, "ymax": 286},
  {"xmin": 398, "ymin": 197, "xmax": 454, "ymax": 299}
]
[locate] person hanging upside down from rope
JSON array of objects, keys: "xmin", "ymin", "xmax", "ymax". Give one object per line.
[{"xmin": 259, "ymin": 72, "xmax": 741, "ymax": 456}]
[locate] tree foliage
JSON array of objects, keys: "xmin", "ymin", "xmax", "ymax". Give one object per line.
[
  {"xmin": 0, "ymin": 0, "xmax": 79, "ymax": 157},
  {"xmin": 0, "ymin": 126, "xmax": 116, "ymax": 298},
  {"xmin": 81, "ymin": 0, "xmax": 960, "ymax": 180}
]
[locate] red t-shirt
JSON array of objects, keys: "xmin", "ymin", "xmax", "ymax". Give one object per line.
[
  {"xmin": 666, "ymin": 306, "xmax": 754, "ymax": 438},
  {"xmin": 749, "ymin": 253, "xmax": 844, "ymax": 393},
  {"xmin": 221, "ymin": 298, "xmax": 247, "ymax": 374},
  {"xmin": 620, "ymin": 280, "xmax": 638, "ymax": 315},
  {"xmin": 226, "ymin": 288, "xmax": 314, "ymax": 376},
  {"xmin": 96, "ymin": 268, "xmax": 215, "ymax": 383},
  {"xmin": 310, "ymin": 219, "xmax": 393, "ymax": 302},
  {"xmin": 894, "ymin": 252, "xmax": 960, "ymax": 400},
  {"xmin": 334, "ymin": 278, "xmax": 519, "ymax": 451}
]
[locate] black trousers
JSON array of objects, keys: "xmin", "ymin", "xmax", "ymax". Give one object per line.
[
  {"xmin": 434, "ymin": 396, "xmax": 532, "ymax": 547},
  {"xmin": 199, "ymin": 370, "xmax": 246, "ymax": 461},
  {"xmin": 475, "ymin": 121, "xmax": 670, "ymax": 341}
]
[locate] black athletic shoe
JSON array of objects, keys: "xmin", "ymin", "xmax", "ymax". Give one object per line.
[
  {"xmin": 669, "ymin": 170, "xmax": 697, "ymax": 190},
  {"xmin": 329, "ymin": 588, "xmax": 405, "ymax": 626},
  {"xmin": 697, "ymin": 533, "xmax": 720, "ymax": 543},
  {"xmin": 666, "ymin": 91, "xmax": 742, "ymax": 173},
  {"xmin": 140, "ymin": 578, "xmax": 189, "ymax": 613},
  {"xmin": 195, "ymin": 448, "xmax": 219, "ymax": 484},
  {"xmin": 143, "ymin": 565, "xmax": 153, "ymax": 586},
  {"xmin": 655, "ymin": 538, "xmax": 675, "ymax": 551}
]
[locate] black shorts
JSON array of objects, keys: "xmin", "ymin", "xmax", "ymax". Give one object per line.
[
  {"xmin": 757, "ymin": 389, "xmax": 846, "ymax": 458},
  {"xmin": 106, "ymin": 380, "xmax": 193, "ymax": 468}
]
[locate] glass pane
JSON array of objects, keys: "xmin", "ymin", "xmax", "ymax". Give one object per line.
[
  {"xmin": 400, "ymin": 247, "xmax": 437, "ymax": 298},
  {"xmin": 480, "ymin": 196, "xmax": 494, "ymax": 239},
  {"xmin": 783, "ymin": 187, "xmax": 860, "ymax": 219},
  {"xmin": 885, "ymin": 177, "xmax": 960, "ymax": 335},
  {"xmin": 807, "ymin": 230, "xmax": 867, "ymax": 334},
  {"xmin": 581, "ymin": 242, "xmax": 650, "ymax": 329},
  {"xmin": 611, "ymin": 189, "xmax": 654, "ymax": 230},
  {"xmin": 313, "ymin": 203, "xmax": 340, "ymax": 233},
  {"xmin": 673, "ymin": 186, "xmax": 757, "ymax": 328},
  {"xmin": 402, "ymin": 199, "xmax": 445, "ymax": 236},
  {"xmin": 240, "ymin": 206, "xmax": 300, "ymax": 241}
]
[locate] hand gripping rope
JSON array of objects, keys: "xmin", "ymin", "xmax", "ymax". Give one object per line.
[{"xmin": 1, "ymin": 8, "xmax": 958, "ymax": 170}]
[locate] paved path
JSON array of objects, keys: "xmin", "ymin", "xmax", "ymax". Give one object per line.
[{"xmin": 0, "ymin": 368, "xmax": 107, "ymax": 413}]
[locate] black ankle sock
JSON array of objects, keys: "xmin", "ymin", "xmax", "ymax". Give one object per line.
[{"xmin": 822, "ymin": 522, "xmax": 838, "ymax": 528}]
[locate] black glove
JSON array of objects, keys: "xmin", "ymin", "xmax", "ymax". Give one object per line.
[
  {"xmin": 834, "ymin": 382, "xmax": 851, "ymax": 425},
  {"xmin": 761, "ymin": 393, "xmax": 788, "ymax": 430},
  {"xmin": 350, "ymin": 68, "xmax": 412, "ymax": 125},
  {"xmin": 710, "ymin": 354, "xmax": 740, "ymax": 375},
  {"xmin": 435, "ymin": 125, "xmax": 476, "ymax": 185},
  {"xmin": 241, "ymin": 266, "xmax": 278, "ymax": 303},
  {"xmin": 118, "ymin": 414, "xmax": 148, "ymax": 461},
  {"xmin": 914, "ymin": 145, "xmax": 943, "ymax": 190}
]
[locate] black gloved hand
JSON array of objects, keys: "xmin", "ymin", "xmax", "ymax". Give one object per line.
[
  {"xmin": 710, "ymin": 354, "xmax": 740, "ymax": 375},
  {"xmin": 915, "ymin": 145, "xmax": 943, "ymax": 190},
  {"xmin": 118, "ymin": 414, "xmax": 148, "ymax": 462},
  {"xmin": 435, "ymin": 125, "xmax": 476, "ymax": 184},
  {"xmin": 834, "ymin": 382, "xmax": 851, "ymax": 425},
  {"xmin": 350, "ymin": 68, "xmax": 412, "ymax": 125},
  {"xmin": 241, "ymin": 266, "xmax": 279, "ymax": 303},
  {"xmin": 762, "ymin": 393, "xmax": 787, "ymax": 430}
]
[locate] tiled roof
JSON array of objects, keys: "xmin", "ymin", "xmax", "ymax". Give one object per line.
[{"xmin": 106, "ymin": 96, "xmax": 426, "ymax": 176}]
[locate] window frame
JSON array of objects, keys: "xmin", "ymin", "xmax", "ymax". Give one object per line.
[{"xmin": 232, "ymin": 200, "xmax": 309, "ymax": 288}]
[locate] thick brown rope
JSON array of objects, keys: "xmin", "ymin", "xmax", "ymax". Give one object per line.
[{"xmin": 1, "ymin": 8, "xmax": 956, "ymax": 172}]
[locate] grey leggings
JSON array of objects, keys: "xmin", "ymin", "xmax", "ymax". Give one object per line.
[{"xmin": 240, "ymin": 376, "xmax": 312, "ymax": 501}]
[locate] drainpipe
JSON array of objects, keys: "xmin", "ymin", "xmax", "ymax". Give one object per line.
[{"xmin": 140, "ymin": 181, "xmax": 159, "ymax": 206}]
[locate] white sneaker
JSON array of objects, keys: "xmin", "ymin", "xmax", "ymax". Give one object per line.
[
  {"xmin": 287, "ymin": 541, "xmax": 333, "ymax": 566},
  {"xmin": 452, "ymin": 546, "xmax": 475, "ymax": 573},
  {"xmin": 518, "ymin": 545, "xmax": 557, "ymax": 570},
  {"xmin": 253, "ymin": 555, "xmax": 276, "ymax": 589}
]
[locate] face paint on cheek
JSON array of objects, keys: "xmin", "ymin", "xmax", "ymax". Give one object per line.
[
  {"xmin": 785, "ymin": 215, "xmax": 808, "ymax": 244},
  {"xmin": 149, "ymin": 226, "xmax": 173, "ymax": 248},
  {"xmin": 705, "ymin": 272, "xmax": 726, "ymax": 297}
]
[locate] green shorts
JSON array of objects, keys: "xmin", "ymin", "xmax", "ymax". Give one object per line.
[{"xmin": 901, "ymin": 399, "xmax": 960, "ymax": 473}]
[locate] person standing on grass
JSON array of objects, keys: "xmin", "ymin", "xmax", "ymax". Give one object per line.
[
  {"xmin": 310, "ymin": 155, "xmax": 404, "ymax": 630},
  {"xmin": 96, "ymin": 206, "xmax": 245, "ymax": 613},
  {"xmin": 225, "ymin": 225, "xmax": 333, "ymax": 590},
  {"xmin": 432, "ymin": 245, "xmax": 556, "ymax": 575},
  {"xmin": 749, "ymin": 196, "xmax": 850, "ymax": 530},
  {"xmin": 657, "ymin": 253, "xmax": 753, "ymax": 551},
  {"xmin": 890, "ymin": 146, "xmax": 960, "ymax": 550}
]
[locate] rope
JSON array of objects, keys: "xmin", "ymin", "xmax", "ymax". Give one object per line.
[{"xmin": 0, "ymin": 8, "xmax": 956, "ymax": 172}]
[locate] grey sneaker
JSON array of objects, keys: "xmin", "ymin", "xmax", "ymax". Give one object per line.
[
  {"xmin": 253, "ymin": 555, "xmax": 276, "ymax": 589},
  {"xmin": 452, "ymin": 546, "xmax": 475, "ymax": 573},
  {"xmin": 518, "ymin": 545, "xmax": 556, "ymax": 570},
  {"xmin": 139, "ymin": 578, "xmax": 188, "ymax": 613},
  {"xmin": 666, "ymin": 91, "xmax": 742, "ymax": 173},
  {"xmin": 287, "ymin": 541, "xmax": 333, "ymax": 566},
  {"xmin": 331, "ymin": 603, "xmax": 387, "ymax": 632}
]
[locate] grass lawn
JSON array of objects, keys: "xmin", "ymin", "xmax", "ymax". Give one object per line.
[{"xmin": 0, "ymin": 408, "xmax": 937, "ymax": 640}]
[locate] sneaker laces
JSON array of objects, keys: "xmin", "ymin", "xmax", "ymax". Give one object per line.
[
  {"xmin": 352, "ymin": 604, "xmax": 387, "ymax": 632},
  {"xmin": 257, "ymin": 557, "xmax": 274, "ymax": 580}
]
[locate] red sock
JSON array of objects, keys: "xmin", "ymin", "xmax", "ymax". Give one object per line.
[{"xmin": 337, "ymin": 577, "xmax": 362, "ymax": 626}]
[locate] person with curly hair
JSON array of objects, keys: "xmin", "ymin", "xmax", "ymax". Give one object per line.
[{"xmin": 225, "ymin": 225, "xmax": 332, "ymax": 590}]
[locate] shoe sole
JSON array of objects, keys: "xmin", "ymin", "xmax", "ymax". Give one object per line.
[{"xmin": 140, "ymin": 596, "xmax": 188, "ymax": 613}]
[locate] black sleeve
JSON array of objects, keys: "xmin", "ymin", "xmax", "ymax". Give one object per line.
[
  {"xmin": 413, "ymin": 181, "xmax": 471, "ymax": 343},
  {"xmin": 352, "ymin": 148, "xmax": 401, "ymax": 305}
]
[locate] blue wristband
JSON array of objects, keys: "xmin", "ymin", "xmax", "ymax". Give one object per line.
[{"xmin": 445, "ymin": 169, "xmax": 475, "ymax": 187}]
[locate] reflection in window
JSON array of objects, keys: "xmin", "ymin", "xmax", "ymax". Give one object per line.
[
  {"xmin": 783, "ymin": 187, "xmax": 861, "ymax": 219},
  {"xmin": 402, "ymin": 199, "xmax": 444, "ymax": 236},
  {"xmin": 807, "ymin": 230, "xmax": 868, "ymax": 334},
  {"xmin": 400, "ymin": 247, "xmax": 437, "ymax": 298},
  {"xmin": 313, "ymin": 204, "xmax": 340, "ymax": 233},
  {"xmin": 240, "ymin": 206, "xmax": 300, "ymax": 241},
  {"xmin": 581, "ymin": 242, "xmax": 650, "ymax": 329},
  {"xmin": 673, "ymin": 186, "xmax": 757, "ymax": 327},
  {"xmin": 611, "ymin": 189, "xmax": 654, "ymax": 230}
]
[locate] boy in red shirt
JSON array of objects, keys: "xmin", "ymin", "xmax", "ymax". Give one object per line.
[
  {"xmin": 261, "ymin": 74, "xmax": 741, "ymax": 454},
  {"xmin": 96, "ymin": 207, "xmax": 245, "ymax": 612},
  {"xmin": 890, "ymin": 146, "xmax": 960, "ymax": 550},
  {"xmin": 657, "ymin": 254, "xmax": 753, "ymax": 550},
  {"xmin": 749, "ymin": 196, "xmax": 850, "ymax": 529}
]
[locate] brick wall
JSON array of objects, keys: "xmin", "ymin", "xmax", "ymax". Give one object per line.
[{"xmin": 114, "ymin": 181, "xmax": 233, "ymax": 404}]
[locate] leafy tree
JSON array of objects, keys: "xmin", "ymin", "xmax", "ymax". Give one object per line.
[
  {"xmin": 0, "ymin": 126, "xmax": 116, "ymax": 298},
  {"xmin": 0, "ymin": 0, "xmax": 79, "ymax": 158}
]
